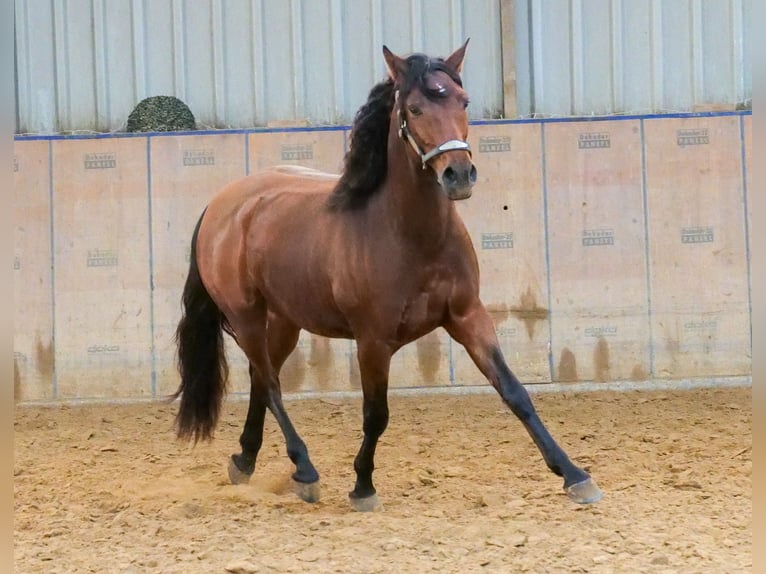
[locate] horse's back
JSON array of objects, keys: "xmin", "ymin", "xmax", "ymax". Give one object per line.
[
  {"xmin": 269, "ymin": 164, "xmax": 341, "ymax": 182},
  {"xmin": 200, "ymin": 168, "xmax": 338, "ymax": 231},
  {"xmin": 194, "ymin": 167, "xmax": 346, "ymax": 329}
]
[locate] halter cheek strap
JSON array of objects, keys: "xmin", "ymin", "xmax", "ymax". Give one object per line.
[{"xmin": 395, "ymin": 91, "xmax": 472, "ymax": 170}]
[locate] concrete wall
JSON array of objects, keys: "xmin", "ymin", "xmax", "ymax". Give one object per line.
[{"xmin": 13, "ymin": 112, "xmax": 752, "ymax": 402}]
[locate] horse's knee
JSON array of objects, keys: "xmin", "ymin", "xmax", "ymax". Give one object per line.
[{"xmin": 363, "ymin": 404, "xmax": 389, "ymax": 438}]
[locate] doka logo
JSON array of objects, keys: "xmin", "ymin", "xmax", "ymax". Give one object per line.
[
  {"xmin": 183, "ymin": 149, "xmax": 215, "ymax": 166},
  {"xmin": 676, "ymin": 129, "xmax": 709, "ymax": 147},
  {"xmin": 281, "ymin": 143, "xmax": 313, "ymax": 161},
  {"xmin": 684, "ymin": 320, "xmax": 717, "ymax": 332},
  {"xmin": 13, "ymin": 255, "xmax": 20, "ymax": 270},
  {"xmin": 496, "ymin": 326, "xmax": 517, "ymax": 338},
  {"xmin": 582, "ymin": 229, "xmax": 614, "ymax": 246},
  {"xmin": 87, "ymin": 344, "xmax": 120, "ymax": 355},
  {"xmin": 584, "ymin": 326, "xmax": 617, "ymax": 337},
  {"xmin": 478, "ymin": 136, "xmax": 511, "ymax": 153},
  {"xmin": 481, "ymin": 232, "xmax": 513, "ymax": 249},
  {"xmin": 578, "ymin": 133, "xmax": 610, "ymax": 149},
  {"xmin": 87, "ymin": 248, "xmax": 119, "ymax": 267},
  {"xmin": 13, "ymin": 156, "xmax": 19, "ymax": 172},
  {"xmin": 681, "ymin": 227, "xmax": 714, "ymax": 244},
  {"xmin": 84, "ymin": 152, "xmax": 117, "ymax": 169}
]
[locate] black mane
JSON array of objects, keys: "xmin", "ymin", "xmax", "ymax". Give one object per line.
[{"xmin": 328, "ymin": 53, "xmax": 463, "ymax": 210}]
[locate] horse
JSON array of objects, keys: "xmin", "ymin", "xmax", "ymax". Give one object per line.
[{"xmin": 172, "ymin": 40, "xmax": 603, "ymax": 511}]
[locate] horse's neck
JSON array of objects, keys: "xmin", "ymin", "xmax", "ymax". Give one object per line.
[{"xmin": 380, "ymin": 132, "xmax": 454, "ymax": 250}]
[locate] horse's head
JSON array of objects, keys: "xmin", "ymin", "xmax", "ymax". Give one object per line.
[{"xmin": 383, "ymin": 41, "xmax": 477, "ymax": 200}]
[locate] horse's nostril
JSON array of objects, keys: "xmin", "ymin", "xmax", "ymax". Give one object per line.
[
  {"xmin": 469, "ymin": 165, "xmax": 478, "ymax": 185},
  {"xmin": 443, "ymin": 166, "xmax": 458, "ymax": 186}
]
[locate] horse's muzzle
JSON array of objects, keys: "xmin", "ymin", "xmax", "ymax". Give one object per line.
[{"xmin": 440, "ymin": 162, "xmax": 478, "ymax": 200}]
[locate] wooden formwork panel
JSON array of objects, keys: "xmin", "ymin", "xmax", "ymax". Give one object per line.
[
  {"xmin": 51, "ymin": 138, "xmax": 152, "ymax": 398},
  {"xmin": 390, "ymin": 329, "xmax": 453, "ymax": 389},
  {"xmin": 452, "ymin": 123, "xmax": 550, "ymax": 385},
  {"xmin": 279, "ymin": 336, "xmax": 354, "ymax": 394},
  {"xmin": 644, "ymin": 115, "xmax": 750, "ymax": 378},
  {"xmin": 248, "ymin": 129, "xmax": 345, "ymax": 174},
  {"xmin": 743, "ymin": 115, "xmax": 752, "ymax": 285},
  {"xmin": 544, "ymin": 120, "xmax": 650, "ymax": 383},
  {"xmin": 348, "ymin": 329, "xmax": 453, "ymax": 390},
  {"xmin": 13, "ymin": 141, "xmax": 54, "ymax": 401},
  {"xmin": 149, "ymin": 133, "xmax": 249, "ymax": 396}
]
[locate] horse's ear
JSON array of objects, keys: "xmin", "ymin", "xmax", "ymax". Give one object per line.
[
  {"xmin": 444, "ymin": 38, "xmax": 470, "ymax": 74},
  {"xmin": 383, "ymin": 45, "xmax": 407, "ymax": 83}
]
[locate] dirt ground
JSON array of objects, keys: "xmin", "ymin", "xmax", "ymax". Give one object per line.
[{"xmin": 14, "ymin": 385, "xmax": 751, "ymax": 574}]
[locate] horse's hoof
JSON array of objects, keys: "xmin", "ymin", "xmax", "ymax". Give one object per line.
[
  {"xmin": 227, "ymin": 457, "xmax": 252, "ymax": 485},
  {"xmin": 293, "ymin": 480, "xmax": 321, "ymax": 503},
  {"xmin": 565, "ymin": 477, "xmax": 603, "ymax": 504},
  {"xmin": 349, "ymin": 493, "xmax": 383, "ymax": 512}
]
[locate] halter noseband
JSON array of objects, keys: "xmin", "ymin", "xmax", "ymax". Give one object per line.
[{"xmin": 395, "ymin": 90, "xmax": 471, "ymax": 170}]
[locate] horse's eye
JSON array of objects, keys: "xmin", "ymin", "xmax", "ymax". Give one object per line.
[
  {"xmin": 408, "ymin": 105, "xmax": 422, "ymax": 116},
  {"xmin": 463, "ymin": 100, "xmax": 470, "ymax": 110}
]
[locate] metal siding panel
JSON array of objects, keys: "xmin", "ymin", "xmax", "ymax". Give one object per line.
[
  {"xmin": 460, "ymin": 0, "xmax": 502, "ymax": 118},
  {"xmin": 410, "ymin": 0, "xmax": 424, "ymax": 48},
  {"xmin": 661, "ymin": 0, "xmax": 693, "ymax": 112},
  {"xmin": 289, "ymin": 0, "xmax": 305, "ymax": 118},
  {"xmin": 221, "ymin": 0, "xmax": 257, "ymax": 127},
  {"xmin": 520, "ymin": 0, "xmax": 750, "ymax": 116},
  {"xmin": 513, "ymin": 0, "xmax": 532, "ymax": 117},
  {"xmin": 181, "ymin": 1, "xmax": 216, "ymax": 128},
  {"xmin": 251, "ymin": 0, "xmax": 267, "ymax": 125},
  {"xmin": 61, "ymin": 0, "xmax": 97, "ymax": 131},
  {"xmin": 380, "ymin": 0, "xmax": 414, "ymax": 55},
  {"xmin": 537, "ymin": 0, "xmax": 573, "ymax": 115},
  {"xmin": 700, "ymin": 0, "xmax": 734, "ymax": 105},
  {"xmin": 650, "ymin": 0, "xmax": 664, "ymax": 111},
  {"xmin": 262, "ymin": 0, "xmax": 296, "ymax": 121},
  {"xmin": 421, "ymin": 0, "xmax": 455, "ymax": 57},
  {"xmin": 103, "ymin": 0, "xmax": 137, "ymax": 131},
  {"xmin": 16, "ymin": 0, "xmax": 57, "ymax": 133},
  {"xmin": 301, "ymin": 0, "xmax": 336, "ymax": 124},
  {"xmin": 620, "ymin": 0, "xmax": 653, "ymax": 114},
  {"xmin": 329, "ymin": 0, "xmax": 346, "ymax": 120},
  {"xmin": 212, "ymin": 0, "xmax": 226, "ymax": 125},
  {"xmin": 143, "ymin": 0, "xmax": 176, "ymax": 99},
  {"xmin": 92, "ymin": 0, "xmax": 108, "ymax": 130},
  {"xmin": 131, "ymin": 0, "xmax": 147, "ymax": 102},
  {"xmin": 740, "ymin": 0, "xmax": 751, "ymax": 104},
  {"xmin": 579, "ymin": 0, "xmax": 613, "ymax": 115},
  {"xmin": 21, "ymin": 0, "xmax": 750, "ymax": 130},
  {"xmin": 341, "ymin": 0, "xmax": 376, "ymax": 122}
]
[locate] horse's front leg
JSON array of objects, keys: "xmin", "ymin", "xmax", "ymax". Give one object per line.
[
  {"xmin": 349, "ymin": 339, "xmax": 392, "ymax": 511},
  {"xmin": 446, "ymin": 301, "xmax": 603, "ymax": 504}
]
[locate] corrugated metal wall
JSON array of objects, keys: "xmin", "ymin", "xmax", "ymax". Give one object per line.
[
  {"xmin": 14, "ymin": 0, "xmax": 503, "ymax": 134},
  {"xmin": 514, "ymin": 0, "xmax": 751, "ymax": 117},
  {"xmin": 14, "ymin": 0, "xmax": 752, "ymax": 133}
]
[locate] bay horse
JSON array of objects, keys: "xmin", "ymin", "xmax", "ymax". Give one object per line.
[{"xmin": 173, "ymin": 41, "xmax": 602, "ymax": 511}]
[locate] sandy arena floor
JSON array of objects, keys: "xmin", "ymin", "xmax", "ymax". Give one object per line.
[{"xmin": 14, "ymin": 385, "xmax": 751, "ymax": 573}]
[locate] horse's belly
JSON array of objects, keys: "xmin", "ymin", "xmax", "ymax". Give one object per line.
[{"xmin": 262, "ymin": 282, "xmax": 353, "ymax": 339}]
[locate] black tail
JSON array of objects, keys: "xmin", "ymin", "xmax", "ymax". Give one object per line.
[{"xmin": 172, "ymin": 210, "xmax": 230, "ymax": 443}]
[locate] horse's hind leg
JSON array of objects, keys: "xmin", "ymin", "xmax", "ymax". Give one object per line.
[
  {"xmin": 230, "ymin": 309, "xmax": 320, "ymax": 502},
  {"xmin": 228, "ymin": 362, "xmax": 267, "ymax": 484},
  {"xmin": 230, "ymin": 314, "xmax": 300, "ymax": 482}
]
